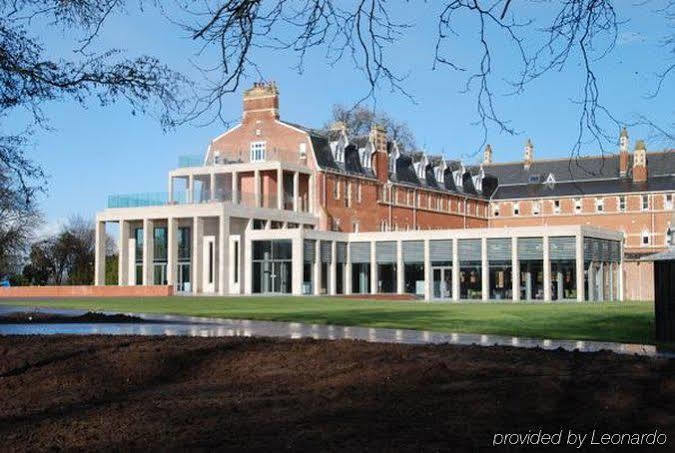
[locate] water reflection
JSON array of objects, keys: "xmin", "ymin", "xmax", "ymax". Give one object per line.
[{"xmin": 0, "ymin": 305, "xmax": 667, "ymax": 358}]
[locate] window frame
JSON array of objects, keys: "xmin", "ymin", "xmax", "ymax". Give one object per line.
[{"xmin": 249, "ymin": 141, "xmax": 266, "ymax": 162}]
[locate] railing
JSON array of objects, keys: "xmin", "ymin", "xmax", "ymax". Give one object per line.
[
  {"xmin": 207, "ymin": 148, "xmax": 308, "ymax": 166},
  {"xmin": 108, "ymin": 192, "xmax": 185, "ymax": 208},
  {"xmin": 178, "ymin": 155, "xmax": 205, "ymax": 168}
]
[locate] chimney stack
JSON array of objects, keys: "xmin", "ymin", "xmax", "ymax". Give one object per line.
[
  {"xmin": 524, "ymin": 139, "xmax": 534, "ymax": 169},
  {"xmin": 632, "ymin": 139, "xmax": 648, "ymax": 183},
  {"xmin": 370, "ymin": 124, "xmax": 389, "ymax": 183},
  {"xmin": 619, "ymin": 127, "xmax": 630, "ymax": 177},
  {"xmin": 243, "ymin": 81, "xmax": 279, "ymax": 121},
  {"xmin": 483, "ymin": 144, "xmax": 493, "ymax": 165}
]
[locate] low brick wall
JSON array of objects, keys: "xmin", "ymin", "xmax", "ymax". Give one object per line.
[{"xmin": 0, "ymin": 285, "xmax": 173, "ymax": 298}]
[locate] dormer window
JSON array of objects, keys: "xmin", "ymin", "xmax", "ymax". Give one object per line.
[
  {"xmin": 299, "ymin": 142, "xmax": 307, "ymax": 160},
  {"xmin": 545, "ymin": 173, "xmax": 556, "ymax": 188},
  {"xmin": 528, "ymin": 174, "xmax": 541, "ymax": 184},
  {"xmin": 250, "ymin": 141, "xmax": 266, "ymax": 162}
]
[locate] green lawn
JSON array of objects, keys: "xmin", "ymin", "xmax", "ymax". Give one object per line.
[{"xmin": 0, "ymin": 297, "xmax": 655, "ymax": 344}]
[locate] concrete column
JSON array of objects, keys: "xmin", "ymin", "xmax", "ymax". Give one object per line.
[
  {"xmin": 192, "ymin": 217, "xmax": 203, "ymax": 294},
  {"xmin": 313, "ymin": 240, "xmax": 321, "ymax": 295},
  {"xmin": 244, "ymin": 235, "xmax": 253, "ymax": 295},
  {"xmin": 512, "ymin": 237, "xmax": 520, "ymax": 301},
  {"xmin": 254, "ymin": 170, "xmax": 261, "ymax": 207},
  {"xmin": 576, "ymin": 234, "xmax": 585, "ymax": 302},
  {"xmin": 329, "ymin": 241, "xmax": 337, "ymax": 295},
  {"xmin": 277, "ymin": 168, "xmax": 283, "ymax": 210},
  {"xmin": 308, "ymin": 173, "xmax": 315, "ymax": 214},
  {"xmin": 168, "ymin": 177, "xmax": 174, "ymax": 203},
  {"xmin": 292, "ymin": 237, "xmax": 303, "ymax": 295},
  {"xmin": 218, "ymin": 214, "xmax": 229, "ymax": 295},
  {"xmin": 481, "ymin": 237, "xmax": 489, "ymax": 301},
  {"xmin": 597, "ymin": 262, "xmax": 605, "ymax": 301},
  {"xmin": 525, "ymin": 263, "xmax": 532, "ymax": 300},
  {"xmin": 167, "ymin": 217, "xmax": 177, "ymax": 287},
  {"xmin": 618, "ymin": 259, "xmax": 624, "ymax": 302},
  {"xmin": 94, "ymin": 220, "xmax": 106, "ymax": 286},
  {"xmin": 396, "ymin": 239, "xmax": 404, "ymax": 294},
  {"xmin": 370, "ymin": 240, "xmax": 377, "ymax": 294},
  {"xmin": 142, "ymin": 219, "xmax": 154, "ymax": 286},
  {"xmin": 345, "ymin": 243, "xmax": 352, "ymax": 295},
  {"xmin": 608, "ymin": 263, "xmax": 614, "ymax": 301},
  {"xmin": 452, "ymin": 238, "xmax": 460, "ymax": 301},
  {"xmin": 118, "ymin": 220, "xmax": 129, "ymax": 286},
  {"xmin": 543, "ymin": 235, "xmax": 551, "ymax": 301},
  {"xmin": 424, "ymin": 239, "xmax": 432, "ymax": 301},
  {"xmin": 293, "ymin": 171, "xmax": 299, "ymax": 212},
  {"xmin": 588, "ymin": 262, "xmax": 596, "ymax": 301},
  {"xmin": 232, "ymin": 171, "xmax": 238, "ymax": 204},
  {"xmin": 188, "ymin": 175, "xmax": 194, "ymax": 204},
  {"xmin": 210, "ymin": 172, "xmax": 216, "ymax": 201},
  {"xmin": 556, "ymin": 265, "xmax": 564, "ymax": 301}
]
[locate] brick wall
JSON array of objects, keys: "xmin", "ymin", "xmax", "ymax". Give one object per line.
[{"xmin": 0, "ymin": 285, "xmax": 174, "ymax": 298}]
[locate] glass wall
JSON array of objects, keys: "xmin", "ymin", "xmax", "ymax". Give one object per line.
[
  {"xmin": 350, "ymin": 242, "xmax": 371, "ymax": 294},
  {"xmin": 518, "ymin": 237, "xmax": 544, "ymax": 300},
  {"xmin": 335, "ymin": 242, "xmax": 346, "ymax": 294},
  {"xmin": 252, "ymin": 240, "xmax": 292, "ymax": 294},
  {"xmin": 177, "ymin": 227, "xmax": 191, "ymax": 292},
  {"xmin": 303, "ymin": 240, "xmax": 315, "ymax": 295},
  {"xmin": 403, "ymin": 241, "xmax": 424, "ymax": 296},
  {"xmin": 376, "ymin": 241, "xmax": 397, "ymax": 293},
  {"xmin": 134, "ymin": 227, "xmax": 143, "ymax": 285},
  {"xmin": 459, "ymin": 239, "xmax": 482, "ymax": 299},
  {"xmin": 320, "ymin": 241, "xmax": 331, "ymax": 294},
  {"xmin": 550, "ymin": 237, "xmax": 576, "ymax": 300},
  {"xmin": 430, "ymin": 240, "xmax": 452, "ymax": 299},
  {"xmin": 487, "ymin": 238, "xmax": 511, "ymax": 300},
  {"xmin": 153, "ymin": 227, "xmax": 168, "ymax": 285},
  {"xmin": 583, "ymin": 238, "xmax": 620, "ymax": 301}
]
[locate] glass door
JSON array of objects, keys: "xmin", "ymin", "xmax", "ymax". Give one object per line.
[{"xmin": 432, "ymin": 267, "xmax": 452, "ymax": 299}]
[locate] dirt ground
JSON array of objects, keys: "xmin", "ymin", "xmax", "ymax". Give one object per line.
[{"xmin": 0, "ymin": 336, "xmax": 673, "ymax": 452}]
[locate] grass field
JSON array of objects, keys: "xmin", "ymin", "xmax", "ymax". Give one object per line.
[{"xmin": 0, "ymin": 297, "xmax": 655, "ymax": 344}]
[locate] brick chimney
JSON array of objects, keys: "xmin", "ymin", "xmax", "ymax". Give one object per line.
[
  {"xmin": 632, "ymin": 139, "xmax": 648, "ymax": 183},
  {"xmin": 483, "ymin": 144, "xmax": 493, "ymax": 165},
  {"xmin": 370, "ymin": 124, "xmax": 389, "ymax": 183},
  {"xmin": 243, "ymin": 81, "xmax": 279, "ymax": 121},
  {"xmin": 524, "ymin": 139, "xmax": 534, "ymax": 169},
  {"xmin": 619, "ymin": 127, "xmax": 630, "ymax": 177}
]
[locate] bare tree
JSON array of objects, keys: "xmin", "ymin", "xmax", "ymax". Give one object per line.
[{"xmin": 324, "ymin": 104, "xmax": 416, "ymax": 150}]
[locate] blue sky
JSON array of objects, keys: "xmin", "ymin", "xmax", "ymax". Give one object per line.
[{"xmin": 7, "ymin": 2, "xmax": 673, "ymax": 233}]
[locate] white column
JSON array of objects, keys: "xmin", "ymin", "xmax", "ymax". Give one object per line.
[
  {"xmin": 481, "ymin": 237, "xmax": 489, "ymax": 301},
  {"xmin": 424, "ymin": 239, "xmax": 431, "ymax": 301},
  {"xmin": 512, "ymin": 237, "xmax": 520, "ymax": 301},
  {"xmin": 232, "ymin": 171, "xmax": 238, "ymax": 204},
  {"xmin": 192, "ymin": 217, "xmax": 203, "ymax": 293},
  {"xmin": 396, "ymin": 239, "xmax": 404, "ymax": 294},
  {"xmin": 94, "ymin": 220, "xmax": 106, "ymax": 286},
  {"xmin": 219, "ymin": 214, "xmax": 229, "ymax": 295},
  {"xmin": 168, "ymin": 177, "xmax": 174, "ymax": 203},
  {"xmin": 308, "ymin": 173, "xmax": 314, "ymax": 214},
  {"xmin": 543, "ymin": 235, "xmax": 551, "ymax": 301},
  {"xmin": 293, "ymin": 171, "xmax": 299, "ymax": 212},
  {"xmin": 277, "ymin": 168, "xmax": 284, "ymax": 210},
  {"xmin": 329, "ymin": 241, "xmax": 337, "ymax": 295},
  {"xmin": 313, "ymin": 240, "xmax": 321, "ymax": 295},
  {"xmin": 370, "ymin": 240, "xmax": 377, "ymax": 294},
  {"xmin": 618, "ymin": 251, "xmax": 624, "ymax": 302},
  {"xmin": 210, "ymin": 172, "xmax": 216, "ymax": 201},
  {"xmin": 576, "ymin": 234, "xmax": 585, "ymax": 302},
  {"xmin": 254, "ymin": 169, "xmax": 261, "ymax": 207},
  {"xmin": 142, "ymin": 219, "xmax": 154, "ymax": 285},
  {"xmin": 452, "ymin": 238, "xmax": 460, "ymax": 301},
  {"xmin": 345, "ymin": 243, "xmax": 352, "ymax": 295},
  {"xmin": 188, "ymin": 175, "xmax": 194, "ymax": 204},
  {"xmin": 557, "ymin": 266, "xmax": 564, "ymax": 301},
  {"xmin": 292, "ymin": 236, "xmax": 303, "ymax": 295},
  {"xmin": 244, "ymin": 235, "xmax": 253, "ymax": 295},
  {"xmin": 597, "ymin": 262, "xmax": 604, "ymax": 301},
  {"xmin": 588, "ymin": 262, "xmax": 595, "ymax": 301},
  {"xmin": 167, "ymin": 217, "xmax": 177, "ymax": 287},
  {"xmin": 117, "ymin": 220, "xmax": 129, "ymax": 286}
]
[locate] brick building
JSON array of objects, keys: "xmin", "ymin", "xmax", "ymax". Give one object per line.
[{"xmin": 95, "ymin": 82, "xmax": 671, "ymax": 301}]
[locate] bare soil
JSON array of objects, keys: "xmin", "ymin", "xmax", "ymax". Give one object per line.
[
  {"xmin": 0, "ymin": 312, "xmax": 146, "ymax": 324},
  {"xmin": 0, "ymin": 335, "xmax": 673, "ymax": 452}
]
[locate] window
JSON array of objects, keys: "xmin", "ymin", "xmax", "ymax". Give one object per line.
[
  {"xmin": 493, "ymin": 205, "xmax": 500, "ymax": 217},
  {"xmin": 345, "ymin": 181, "xmax": 351, "ymax": 207},
  {"xmin": 554, "ymin": 200, "xmax": 561, "ymax": 214},
  {"xmin": 642, "ymin": 230, "xmax": 650, "ymax": 245},
  {"xmin": 334, "ymin": 179, "xmax": 340, "ymax": 200},
  {"xmin": 574, "ymin": 198, "xmax": 582, "ymax": 213},
  {"xmin": 513, "ymin": 203, "xmax": 520, "ymax": 216},
  {"xmin": 666, "ymin": 225, "xmax": 673, "ymax": 246},
  {"xmin": 250, "ymin": 141, "xmax": 266, "ymax": 162},
  {"xmin": 407, "ymin": 190, "xmax": 413, "ymax": 206},
  {"xmin": 528, "ymin": 174, "xmax": 541, "ymax": 184},
  {"xmin": 357, "ymin": 181, "xmax": 362, "ymax": 203},
  {"xmin": 596, "ymin": 197, "xmax": 604, "ymax": 212},
  {"xmin": 666, "ymin": 194, "xmax": 673, "ymax": 210},
  {"xmin": 619, "ymin": 196, "xmax": 626, "ymax": 212},
  {"xmin": 352, "ymin": 221, "xmax": 359, "ymax": 233},
  {"xmin": 642, "ymin": 195, "xmax": 649, "ymax": 211},
  {"xmin": 533, "ymin": 201, "xmax": 540, "ymax": 215}
]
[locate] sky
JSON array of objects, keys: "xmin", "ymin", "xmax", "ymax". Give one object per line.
[{"xmin": 6, "ymin": 1, "xmax": 673, "ymax": 234}]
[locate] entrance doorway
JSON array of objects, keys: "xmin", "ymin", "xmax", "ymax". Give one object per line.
[
  {"xmin": 432, "ymin": 266, "xmax": 452, "ymax": 299},
  {"xmin": 177, "ymin": 263, "xmax": 191, "ymax": 292},
  {"xmin": 202, "ymin": 236, "xmax": 216, "ymax": 293}
]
